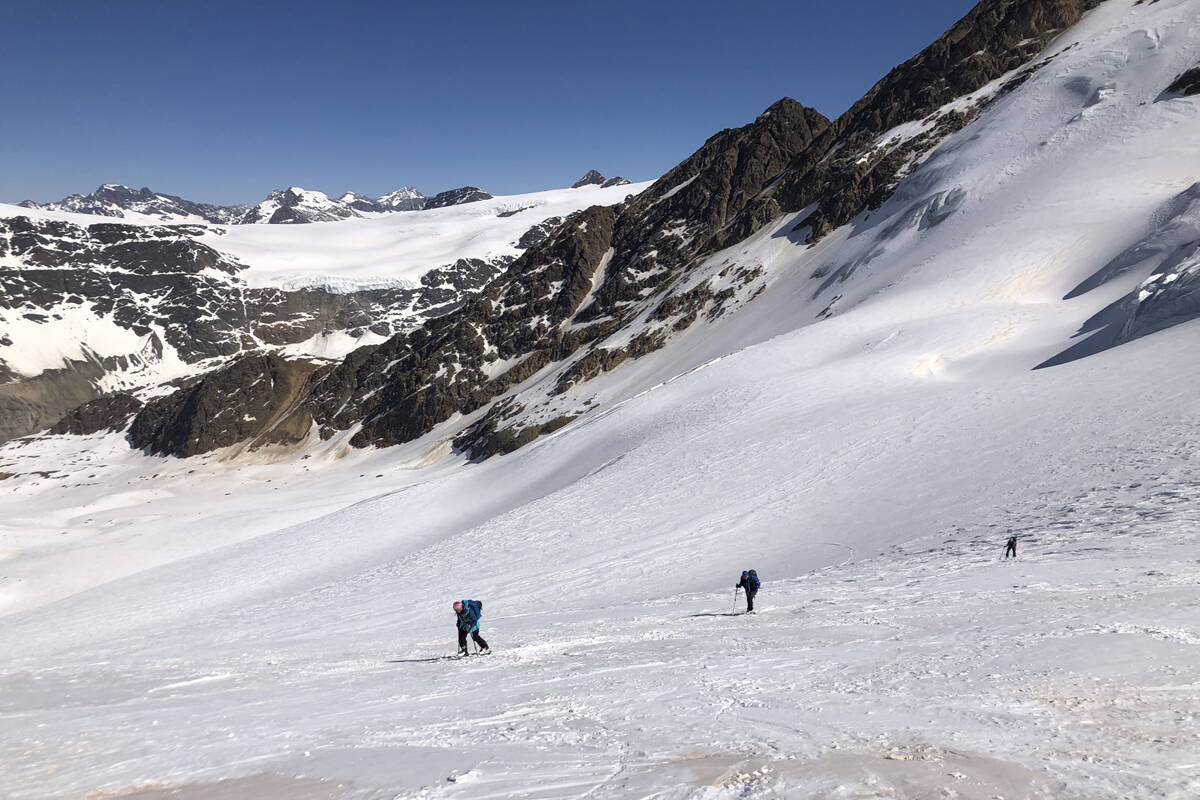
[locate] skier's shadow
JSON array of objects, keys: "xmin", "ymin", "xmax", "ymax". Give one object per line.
[
  {"xmin": 386, "ymin": 656, "xmax": 457, "ymax": 664},
  {"xmin": 687, "ymin": 612, "xmax": 742, "ymax": 618}
]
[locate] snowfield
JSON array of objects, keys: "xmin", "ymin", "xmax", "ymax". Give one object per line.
[
  {"xmin": 198, "ymin": 182, "xmax": 651, "ymax": 292},
  {"xmin": 2, "ymin": 1, "xmax": 1200, "ymax": 798}
]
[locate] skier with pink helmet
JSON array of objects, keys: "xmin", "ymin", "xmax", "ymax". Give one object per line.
[{"xmin": 453, "ymin": 599, "xmax": 489, "ymax": 656}]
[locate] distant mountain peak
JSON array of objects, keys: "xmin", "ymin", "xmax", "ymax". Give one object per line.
[
  {"xmin": 572, "ymin": 170, "xmax": 631, "ymax": 189},
  {"xmin": 571, "ymin": 170, "xmax": 606, "ymax": 188},
  {"xmin": 424, "ymin": 186, "xmax": 493, "ymax": 210}
]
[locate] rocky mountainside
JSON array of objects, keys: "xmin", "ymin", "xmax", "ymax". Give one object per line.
[
  {"xmin": 0, "ymin": 210, "xmax": 523, "ymax": 441},
  {"xmin": 0, "ymin": 180, "xmax": 645, "ymax": 442},
  {"xmin": 105, "ymin": 0, "xmax": 1125, "ymax": 459},
  {"xmin": 423, "ymin": 186, "xmax": 494, "ymax": 209},
  {"xmin": 17, "ymin": 0, "xmax": 1197, "ymax": 466}
]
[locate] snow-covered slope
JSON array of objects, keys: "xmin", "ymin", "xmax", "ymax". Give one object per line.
[
  {"xmin": 2, "ymin": 0, "xmax": 1200, "ymax": 797},
  {"xmin": 200, "ymin": 181, "xmax": 651, "ymax": 290}
]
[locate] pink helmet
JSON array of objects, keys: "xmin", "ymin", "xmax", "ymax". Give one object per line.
[{"xmin": 453, "ymin": 601, "xmax": 463, "ymax": 612}]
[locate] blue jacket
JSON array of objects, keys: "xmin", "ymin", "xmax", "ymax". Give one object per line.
[
  {"xmin": 456, "ymin": 599, "xmax": 483, "ymax": 632},
  {"xmin": 737, "ymin": 572, "xmax": 760, "ymax": 592}
]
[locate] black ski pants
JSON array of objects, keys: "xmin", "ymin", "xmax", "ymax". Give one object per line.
[
  {"xmin": 458, "ymin": 628, "xmax": 488, "ymax": 652},
  {"xmin": 744, "ymin": 589, "xmax": 757, "ymax": 612}
]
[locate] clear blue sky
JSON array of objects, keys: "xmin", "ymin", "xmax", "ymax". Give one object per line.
[{"xmin": 1, "ymin": 0, "xmax": 978, "ymax": 205}]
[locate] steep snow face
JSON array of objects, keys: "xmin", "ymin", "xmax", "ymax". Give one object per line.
[
  {"xmin": 201, "ymin": 180, "xmax": 651, "ymax": 291},
  {"xmin": 3, "ymin": 1, "xmax": 1200, "ymax": 798}
]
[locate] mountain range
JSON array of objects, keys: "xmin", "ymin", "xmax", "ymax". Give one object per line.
[{"xmin": 15, "ymin": 171, "xmax": 631, "ymax": 226}]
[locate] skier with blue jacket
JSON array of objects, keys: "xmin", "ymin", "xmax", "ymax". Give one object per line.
[
  {"xmin": 735, "ymin": 570, "xmax": 760, "ymax": 613},
  {"xmin": 453, "ymin": 599, "xmax": 489, "ymax": 656}
]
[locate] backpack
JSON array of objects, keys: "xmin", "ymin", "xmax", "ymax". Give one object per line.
[
  {"xmin": 467, "ymin": 599, "xmax": 483, "ymax": 618},
  {"xmin": 747, "ymin": 570, "xmax": 760, "ymax": 591}
]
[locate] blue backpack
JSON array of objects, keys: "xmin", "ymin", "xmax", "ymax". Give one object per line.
[{"xmin": 745, "ymin": 571, "xmax": 760, "ymax": 591}]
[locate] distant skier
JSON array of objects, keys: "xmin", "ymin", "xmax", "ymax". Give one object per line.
[
  {"xmin": 1004, "ymin": 535, "xmax": 1018, "ymax": 559},
  {"xmin": 453, "ymin": 599, "xmax": 489, "ymax": 656},
  {"xmin": 735, "ymin": 569, "xmax": 760, "ymax": 613}
]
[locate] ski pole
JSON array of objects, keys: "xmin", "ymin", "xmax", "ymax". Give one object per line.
[{"xmin": 733, "ymin": 587, "xmax": 740, "ymax": 614}]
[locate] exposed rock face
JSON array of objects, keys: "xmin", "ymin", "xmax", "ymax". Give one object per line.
[
  {"xmin": 572, "ymin": 171, "xmax": 632, "ymax": 189},
  {"xmin": 516, "ymin": 216, "xmax": 564, "ymax": 249},
  {"xmin": 571, "ymin": 170, "xmax": 607, "ymax": 188},
  {"xmin": 1164, "ymin": 66, "xmax": 1200, "ymax": 97},
  {"xmin": 128, "ymin": 353, "xmax": 322, "ymax": 457},
  {"xmin": 292, "ymin": 203, "xmax": 621, "ymax": 449},
  {"xmin": 50, "ymin": 393, "xmax": 143, "ymax": 436},
  {"xmin": 722, "ymin": 0, "xmax": 1105, "ymax": 246},
  {"xmin": 0, "ymin": 359, "xmax": 106, "ymax": 442},
  {"xmin": 250, "ymin": 97, "xmax": 832, "ymax": 457},
  {"xmin": 424, "ymin": 187, "xmax": 494, "ymax": 209},
  {"xmin": 19, "ymin": 184, "xmax": 248, "ymax": 224}
]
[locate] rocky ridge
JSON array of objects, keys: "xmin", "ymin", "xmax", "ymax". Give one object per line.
[
  {"xmin": 30, "ymin": 0, "xmax": 1122, "ymax": 459},
  {"xmin": 21, "ymin": 183, "xmax": 433, "ymax": 225},
  {"xmin": 423, "ymin": 187, "xmax": 495, "ymax": 209}
]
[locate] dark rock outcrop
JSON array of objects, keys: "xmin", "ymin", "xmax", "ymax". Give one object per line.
[
  {"xmin": 0, "ymin": 359, "xmax": 107, "ymax": 442},
  {"xmin": 722, "ymin": 0, "xmax": 1105, "ymax": 246},
  {"xmin": 50, "ymin": 393, "xmax": 143, "ymax": 435},
  {"xmin": 572, "ymin": 171, "xmax": 631, "ymax": 189},
  {"xmin": 128, "ymin": 353, "xmax": 321, "ymax": 457},
  {"xmin": 571, "ymin": 170, "xmax": 607, "ymax": 188},
  {"xmin": 424, "ymin": 187, "xmax": 494, "ymax": 209},
  {"xmin": 1164, "ymin": 66, "xmax": 1200, "ymax": 97},
  {"xmin": 516, "ymin": 216, "xmax": 564, "ymax": 249}
]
